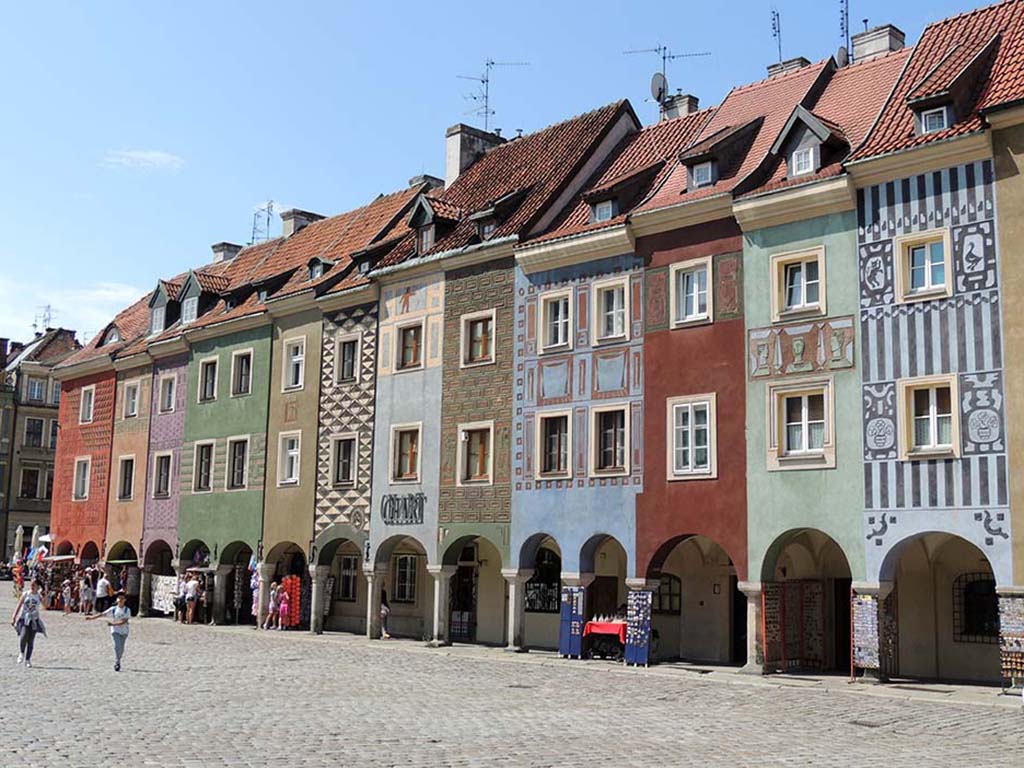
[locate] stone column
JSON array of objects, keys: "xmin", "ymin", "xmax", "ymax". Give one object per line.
[
  {"xmin": 139, "ymin": 566, "xmax": 154, "ymax": 616},
  {"xmin": 309, "ymin": 564, "xmax": 331, "ymax": 635},
  {"xmin": 502, "ymin": 568, "xmax": 533, "ymax": 652},
  {"xmin": 737, "ymin": 581, "xmax": 763, "ymax": 675},
  {"xmin": 427, "ymin": 565, "xmax": 456, "ymax": 647},
  {"xmin": 365, "ymin": 568, "xmax": 387, "ymax": 639},
  {"xmin": 851, "ymin": 581, "xmax": 893, "ymax": 683},
  {"xmin": 212, "ymin": 564, "xmax": 233, "ymax": 625},
  {"xmin": 256, "ymin": 562, "xmax": 275, "ymax": 629}
]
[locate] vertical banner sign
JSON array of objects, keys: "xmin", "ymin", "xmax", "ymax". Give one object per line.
[
  {"xmin": 559, "ymin": 586, "xmax": 584, "ymax": 659},
  {"xmin": 625, "ymin": 590, "xmax": 653, "ymax": 667}
]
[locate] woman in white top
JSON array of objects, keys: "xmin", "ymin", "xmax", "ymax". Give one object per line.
[
  {"xmin": 11, "ymin": 579, "xmax": 46, "ymax": 668},
  {"xmin": 87, "ymin": 590, "xmax": 131, "ymax": 672}
]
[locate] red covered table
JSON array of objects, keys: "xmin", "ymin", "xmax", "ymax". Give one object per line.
[{"xmin": 583, "ymin": 620, "xmax": 627, "ymax": 644}]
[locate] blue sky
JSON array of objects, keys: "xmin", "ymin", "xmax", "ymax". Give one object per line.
[{"xmin": 0, "ymin": 0, "xmax": 984, "ymax": 343}]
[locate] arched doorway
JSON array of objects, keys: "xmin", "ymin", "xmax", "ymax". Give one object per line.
[
  {"xmin": 144, "ymin": 540, "xmax": 174, "ymax": 576},
  {"xmin": 318, "ymin": 535, "xmax": 366, "ymax": 635},
  {"xmin": 374, "ymin": 535, "xmax": 430, "ymax": 640},
  {"xmin": 106, "ymin": 541, "xmax": 140, "ymax": 612},
  {"xmin": 221, "ymin": 541, "xmax": 255, "ymax": 625},
  {"xmin": 646, "ymin": 535, "xmax": 745, "ymax": 664},
  {"xmin": 519, "ymin": 534, "xmax": 562, "ymax": 651},
  {"xmin": 80, "ymin": 541, "xmax": 100, "ymax": 565},
  {"xmin": 143, "ymin": 540, "xmax": 175, "ymax": 618},
  {"xmin": 880, "ymin": 533, "xmax": 1000, "ymax": 683},
  {"xmin": 56, "ymin": 540, "xmax": 74, "ymax": 557},
  {"xmin": 441, "ymin": 536, "xmax": 505, "ymax": 645},
  {"xmin": 760, "ymin": 529, "xmax": 853, "ymax": 673},
  {"xmin": 265, "ymin": 541, "xmax": 308, "ymax": 630},
  {"xmin": 580, "ymin": 534, "xmax": 628, "ymax": 621},
  {"xmin": 180, "ymin": 539, "xmax": 211, "ymax": 569}
]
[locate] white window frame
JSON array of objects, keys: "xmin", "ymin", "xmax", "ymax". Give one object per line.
[
  {"xmin": 181, "ymin": 296, "xmax": 198, "ymax": 325},
  {"xmin": 192, "ymin": 440, "xmax": 216, "ymax": 494},
  {"xmin": 666, "ymin": 393, "xmax": 718, "ymax": 481},
  {"xmin": 79, "ymin": 384, "xmax": 95, "ymax": 424},
  {"xmin": 395, "ymin": 319, "xmax": 425, "ymax": 372},
  {"xmin": 539, "ymin": 289, "xmax": 573, "ymax": 353},
  {"xmin": 417, "ymin": 225, "xmax": 434, "ymax": 254},
  {"xmin": 282, "ymin": 336, "xmax": 306, "ymax": 391},
  {"xmin": 669, "ymin": 256, "xmax": 713, "ymax": 328},
  {"xmin": 157, "ymin": 374, "xmax": 177, "ymax": 414},
  {"xmin": 334, "ymin": 332, "xmax": 363, "ymax": 383},
  {"xmin": 897, "ymin": 374, "xmax": 961, "ymax": 461},
  {"xmin": 792, "ymin": 146, "xmax": 815, "ymax": 176},
  {"xmin": 225, "ymin": 435, "xmax": 251, "ymax": 491},
  {"xmin": 893, "ymin": 228, "xmax": 953, "ymax": 304},
  {"xmin": 590, "ymin": 403, "xmax": 630, "ymax": 477},
  {"xmin": 27, "ymin": 377, "xmax": 46, "ymax": 402},
  {"xmin": 765, "ymin": 376, "xmax": 836, "ymax": 471},
  {"xmin": 116, "ymin": 454, "xmax": 135, "ymax": 501},
  {"xmin": 329, "ymin": 432, "xmax": 359, "ymax": 487},
  {"xmin": 457, "ymin": 420, "xmax": 494, "ymax": 486},
  {"xmin": 310, "ymin": 262, "xmax": 324, "ymax": 281},
  {"xmin": 770, "ymin": 247, "xmax": 826, "ymax": 322},
  {"xmin": 123, "ymin": 379, "xmax": 141, "ymax": 419},
  {"xmin": 921, "ymin": 107, "xmax": 948, "ymax": 134},
  {"xmin": 277, "ymin": 430, "xmax": 302, "ymax": 486},
  {"xmin": 592, "ymin": 199, "xmax": 614, "ymax": 222},
  {"xmin": 197, "ymin": 357, "xmax": 219, "ymax": 403},
  {"xmin": 73, "ymin": 455, "xmax": 91, "ymax": 501},
  {"xmin": 460, "ymin": 309, "xmax": 497, "ymax": 368},
  {"xmin": 23, "ymin": 417, "xmax": 45, "ymax": 449},
  {"xmin": 591, "ymin": 276, "xmax": 630, "ymax": 344},
  {"xmin": 230, "ymin": 348, "xmax": 254, "ymax": 397},
  {"xmin": 691, "ymin": 161, "xmax": 713, "ymax": 187},
  {"xmin": 389, "ymin": 422, "xmax": 423, "ymax": 484},
  {"xmin": 151, "ymin": 451, "xmax": 173, "ymax": 499},
  {"xmin": 535, "ymin": 409, "xmax": 573, "ymax": 480},
  {"xmin": 150, "ymin": 306, "xmax": 165, "ymax": 336}
]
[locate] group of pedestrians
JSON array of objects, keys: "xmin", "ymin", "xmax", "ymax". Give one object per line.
[
  {"xmin": 11, "ymin": 579, "xmax": 131, "ymax": 672},
  {"xmin": 260, "ymin": 582, "xmax": 292, "ymax": 630},
  {"xmin": 174, "ymin": 572, "xmax": 209, "ymax": 624}
]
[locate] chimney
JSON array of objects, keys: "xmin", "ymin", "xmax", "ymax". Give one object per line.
[
  {"xmin": 661, "ymin": 92, "xmax": 700, "ymax": 120},
  {"xmin": 767, "ymin": 56, "xmax": 811, "ymax": 78},
  {"xmin": 408, "ymin": 174, "xmax": 445, "ymax": 192},
  {"xmin": 0, "ymin": 338, "xmax": 8, "ymax": 369},
  {"xmin": 210, "ymin": 242, "xmax": 243, "ymax": 263},
  {"xmin": 852, "ymin": 24, "xmax": 905, "ymax": 63},
  {"xmin": 280, "ymin": 209, "xmax": 325, "ymax": 238},
  {"xmin": 445, "ymin": 124, "xmax": 505, "ymax": 188}
]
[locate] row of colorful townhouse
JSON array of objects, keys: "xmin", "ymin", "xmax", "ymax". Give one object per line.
[{"xmin": 49, "ymin": 3, "xmax": 1024, "ymax": 683}]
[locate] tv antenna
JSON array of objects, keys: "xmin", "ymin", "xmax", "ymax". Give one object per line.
[
  {"xmin": 623, "ymin": 44, "xmax": 711, "ymax": 86},
  {"xmin": 839, "ymin": 0, "xmax": 851, "ymax": 61},
  {"xmin": 250, "ymin": 200, "xmax": 274, "ymax": 245},
  {"xmin": 771, "ymin": 9, "xmax": 783, "ymax": 63},
  {"xmin": 458, "ymin": 58, "xmax": 530, "ymax": 133},
  {"xmin": 33, "ymin": 305, "xmax": 55, "ymax": 334}
]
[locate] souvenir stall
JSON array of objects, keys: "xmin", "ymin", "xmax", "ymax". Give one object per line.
[
  {"xmin": 271, "ymin": 546, "xmax": 310, "ymax": 630},
  {"xmin": 185, "ymin": 566, "xmax": 216, "ymax": 625},
  {"xmin": 149, "ymin": 574, "xmax": 179, "ymax": 616},
  {"xmin": 40, "ymin": 555, "xmax": 76, "ymax": 610}
]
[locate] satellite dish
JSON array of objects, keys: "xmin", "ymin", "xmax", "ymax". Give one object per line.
[{"xmin": 650, "ymin": 72, "xmax": 669, "ymax": 104}]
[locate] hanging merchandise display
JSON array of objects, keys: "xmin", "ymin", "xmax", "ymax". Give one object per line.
[
  {"xmin": 280, "ymin": 575, "xmax": 302, "ymax": 629},
  {"xmin": 150, "ymin": 575, "xmax": 178, "ymax": 615},
  {"xmin": 233, "ymin": 565, "xmax": 244, "ymax": 613},
  {"xmin": 625, "ymin": 590, "xmax": 653, "ymax": 667},
  {"xmin": 323, "ymin": 575, "xmax": 336, "ymax": 617},
  {"xmin": 559, "ymin": 587, "xmax": 585, "ymax": 659},
  {"xmin": 300, "ymin": 574, "xmax": 312, "ymax": 626}
]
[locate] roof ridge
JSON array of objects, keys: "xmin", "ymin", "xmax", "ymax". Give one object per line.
[
  {"xmin": 725, "ymin": 58, "xmax": 831, "ymax": 96},
  {"xmin": 919, "ymin": 0, "xmax": 1020, "ymax": 33}
]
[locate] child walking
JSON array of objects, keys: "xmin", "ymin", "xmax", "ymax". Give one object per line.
[{"xmin": 87, "ymin": 590, "xmax": 131, "ymax": 672}]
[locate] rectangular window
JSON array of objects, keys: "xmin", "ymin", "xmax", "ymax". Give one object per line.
[
  {"xmin": 231, "ymin": 351, "xmax": 252, "ymax": 396},
  {"xmin": 670, "ymin": 396, "xmax": 716, "ymax": 478},
  {"xmin": 27, "ymin": 378, "xmax": 46, "ymax": 402},
  {"xmin": 283, "ymin": 338, "xmax": 305, "ymax": 389},
  {"xmin": 691, "ymin": 161, "xmax": 712, "ymax": 187},
  {"xmin": 394, "ymin": 554, "xmax": 417, "ymax": 603},
  {"xmin": 79, "ymin": 385, "xmax": 95, "ymax": 424},
  {"xmin": 339, "ymin": 555, "xmax": 359, "ymax": 601},
  {"xmin": 52, "ymin": 383, "xmax": 61, "ymax": 405},
  {"xmin": 541, "ymin": 292, "xmax": 572, "ymax": 351},
  {"xmin": 392, "ymin": 426, "xmax": 420, "ymax": 482},
  {"xmin": 459, "ymin": 424, "xmax": 492, "ymax": 485},
  {"xmin": 158, "ymin": 376, "xmax": 176, "ymax": 413},
  {"xmin": 153, "ymin": 454, "xmax": 172, "ymax": 498},
  {"xmin": 922, "ymin": 107, "xmax": 947, "ymax": 134},
  {"xmin": 123, "ymin": 381, "xmax": 140, "ymax": 418},
  {"xmin": 769, "ymin": 248, "xmax": 826, "ymax": 320},
  {"xmin": 44, "ymin": 470, "xmax": 53, "ymax": 500},
  {"xmin": 783, "ymin": 393, "xmax": 826, "ymax": 455},
  {"xmin": 397, "ymin": 324, "xmax": 422, "ymax": 370},
  {"xmin": 332, "ymin": 436, "xmax": 356, "ymax": 486},
  {"xmin": 73, "ymin": 457, "xmax": 90, "ymax": 500},
  {"xmin": 909, "ymin": 242, "xmax": 945, "ymax": 292},
  {"xmin": 181, "ymin": 296, "xmax": 198, "ymax": 324},
  {"xmin": 792, "ymin": 147, "xmax": 814, "ymax": 176},
  {"xmin": 592, "ymin": 199, "xmax": 614, "ymax": 222},
  {"xmin": 539, "ymin": 413, "xmax": 570, "ymax": 477},
  {"xmin": 594, "ymin": 280, "xmax": 627, "ymax": 342},
  {"xmin": 653, "ymin": 574, "xmax": 682, "ymax": 615},
  {"xmin": 894, "ymin": 229, "xmax": 952, "ymax": 303},
  {"xmin": 118, "ymin": 457, "xmax": 134, "ymax": 501},
  {"xmin": 462, "ymin": 312, "xmax": 495, "ymax": 366},
  {"xmin": 278, "ymin": 432, "xmax": 301, "ymax": 485},
  {"xmin": 670, "ymin": 258, "xmax": 713, "ymax": 326},
  {"xmin": 594, "ymin": 407, "xmax": 628, "ymax": 474},
  {"xmin": 766, "ymin": 378, "xmax": 836, "ymax": 471},
  {"xmin": 784, "ymin": 261, "xmax": 819, "ymax": 310},
  {"xmin": 417, "ymin": 226, "xmax": 434, "ymax": 254},
  {"xmin": 227, "ymin": 439, "xmax": 249, "ymax": 489},
  {"xmin": 199, "ymin": 359, "xmax": 218, "ymax": 402},
  {"xmin": 24, "ymin": 418, "xmax": 44, "ymax": 448},
  {"xmin": 49, "ymin": 420, "xmax": 58, "ymax": 449},
  {"xmin": 897, "ymin": 376, "xmax": 960, "ymax": 459},
  {"xmin": 912, "ymin": 386, "xmax": 952, "ymax": 451},
  {"xmin": 151, "ymin": 306, "xmax": 165, "ymax": 335},
  {"xmin": 337, "ymin": 337, "xmax": 359, "ymax": 382},
  {"xmin": 194, "ymin": 443, "xmax": 214, "ymax": 492},
  {"xmin": 20, "ymin": 468, "xmax": 40, "ymax": 499}
]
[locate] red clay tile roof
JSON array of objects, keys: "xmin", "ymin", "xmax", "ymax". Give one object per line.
[
  {"xmin": 524, "ymin": 107, "xmax": 714, "ymax": 245},
  {"xmin": 57, "ymin": 291, "xmax": 155, "ymax": 369},
  {"xmin": 740, "ymin": 48, "xmax": 911, "ymax": 197},
  {"xmin": 377, "ymin": 101, "xmax": 634, "ymax": 269},
  {"xmin": 423, "ymin": 197, "xmax": 464, "ymax": 222},
  {"xmin": 853, "ymin": 0, "xmax": 1024, "ymax": 161},
  {"xmin": 159, "ymin": 278, "xmax": 184, "ymax": 301},
  {"xmin": 193, "ymin": 272, "xmax": 231, "ymax": 294},
  {"xmin": 637, "ymin": 60, "xmax": 832, "ymax": 213}
]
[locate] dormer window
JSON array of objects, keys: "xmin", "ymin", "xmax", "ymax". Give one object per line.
[
  {"xmin": 921, "ymin": 107, "xmax": 948, "ymax": 135},
  {"xmin": 358, "ymin": 260, "xmax": 371, "ymax": 275},
  {"xmin": 181, "ymin": 297, "xmax": 198, "ymax": 324},
  {"xmin": 417, "ymin": 225, "xmax": 434, "ymax": 254},
  {"xmin": 257, "ymin": 289, "xmax": 268, "ymax": 303},
  {"xmin": 102, "ymin": 327, "xmax": 121, "ymax": 346},
  {"xmin": 592, "ymin": 200, "xmax": 615, "ymax": 223},
  {"xmin": 478, "ymin": 220, "xmax": 496, "ymax": 240},
  {"xmin": 309, "ymin": 262, "xmax": 324, "ymax": 281},
  {"xmin": 150, "ymin": 306, "xmax": 165, "ymax": 336},
  {"xmin": 792, "ymin": 147, "xmax": 815, "ymax": 176},
  {"xmin": 691, "ymin": 161, "xmax": 713, "ymax": 188}
]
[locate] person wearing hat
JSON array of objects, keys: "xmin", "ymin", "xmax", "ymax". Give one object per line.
[{"xmin": 87, "ymin": 590, "xmax": 131, "ymax": 672}]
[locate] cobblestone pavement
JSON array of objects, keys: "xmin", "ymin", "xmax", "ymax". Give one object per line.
[{"xmin": 2, "ymin": 592, "xmax": 1021, "ymax": 767}]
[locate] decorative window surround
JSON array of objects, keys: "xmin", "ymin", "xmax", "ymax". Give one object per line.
[
  {"xmin": 460, "ymin": 309, "xmax": 497, "ymax": 368},
  {"xmin": 666, "ymin": 393, "xmax": 718, "ymax": 481},
  {"xmin": 198, "ymin": 357, "xmax": 219, "ymax": 403},
  {"xmin": 158, "ymin": 375, "xmax": 176, "ymax": 413},
  {"xmin": 192, "ymin": 440, "xmax": 216, "ymax": 494},
  {"xmin": 151, "ymin": 451, "xmax": 173, "ymax": 498},
  {"xmin": 330, "ymin": 433, "xmax": 358, "ymax": 487},
  {"xmin": 395, "ymin": 319, "xmax": 425, "ymax": 372},
  {"xmin": 539, "ymin": 289, "xmax": 574, "ymax": 353},
  {"xmin": 896, "ymin": 374, "xmax": 961, "ymax": 461},
  {"xmin": 225, "ymin": 436, "xmax": 250, "ymax": 491},
  {"xmin": 893, "ymin": 228, "xmax": 953, "ymax": 304},
  {"xmin": 335, "ymin": 333, "xmax": 362, "ymax": 383},
  {"xmin": 770, "ymin": 246, "xmax": 827, "ymax": 322},
  {"xmin": 591, "ymin": 276, "xmax": 630, "ymax": 345},
  {"xmin": 117, "ymin": 455, "xmax": 135, "ymax": 501},
  {"xmin": 535, "ymin": 409, "xmax": 572, "ymax": 480},
  {"xmin": 123, "ymin": 380, "xmax": 140, "ymax": 419},
  {"xmin": 390, "ymin": 423, "xmax": 422, "ymax": 483},
  {"xmin": 457, "ymin": 420, "xmax": 494, "ymax": 486},
  {"xmin": 765, "ymin": 376, "xmax": 836, "ymax": 471},
  {"xmin": 590, "ymin": 403, "xmax": 630, "ymax": 477},
  {"xmin": 669, "ymin": 256, "xmax": 713, "ymax": 328},
  {"xmin": 277, "ymin": 431, "xmax": 302, "ymax": 486},
  {"xmin": 282, "ymin": 337, "xmax": 306, "ymax": 391},
  {"xmin": 73, "ymin": 456, "xmax": 91, "ymax": 501},
  {"xmin": 231, "ymin": 349, "xmax": 253, "ymax": 397},
  {"xmin": 79, "ymin": 385, "xmax": 95, "ymax": 424}
]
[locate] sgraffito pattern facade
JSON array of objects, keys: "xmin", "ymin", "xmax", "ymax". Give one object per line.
[{"xmin": 142, "ymin": 353, "xmax": 188, "ymax": 558}]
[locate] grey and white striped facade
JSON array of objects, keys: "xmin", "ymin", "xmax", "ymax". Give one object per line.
[{"xmin": 857, "ymin": 159, "xmax": 1012, "ymax": 586}]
